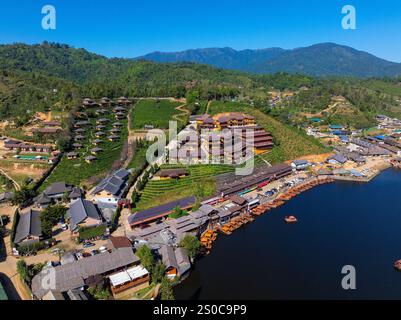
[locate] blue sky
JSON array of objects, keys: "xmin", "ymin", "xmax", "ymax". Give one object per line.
[{"xmin": 1, "ymin": 0, "xmax": 401, "ymax": 61}]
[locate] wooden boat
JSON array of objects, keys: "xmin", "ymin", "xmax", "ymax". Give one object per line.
[{"xmin": 284, "ymin": 215, "xmax": 298, "ymax": 223}]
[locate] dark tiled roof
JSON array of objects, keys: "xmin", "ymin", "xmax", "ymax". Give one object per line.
[
  {"xmin": 44, "ymin": 182, "xmax": 72, "ymax": 197},
  {"xmin": 128, "ymin": 196, "xmax": 196, "ymax": 226},
  {"xmin": 14, "ymin": 209, "xmax": 42, "ymax": 243},
  {"xmin": 68, "ymin": 199, "xmax": 102, "ymax": 231}
]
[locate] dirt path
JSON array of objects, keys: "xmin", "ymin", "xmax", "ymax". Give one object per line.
[
  {"xmin": 205, "ymin": 100, "xmax": 212, "ymax": 114},
  {"xmin": 0, "ymin": 168, "xmax": 20, "ymax": 191},
  {"xmin": 123, "ymin": 103, "xmax": 137, "ymax": 168},
  {"xmin": 172, "ymin": 103, "xmax": 190, "ymax": 122}
]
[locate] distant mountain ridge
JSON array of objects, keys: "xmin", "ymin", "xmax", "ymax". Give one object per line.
[{"xmin": 138, "ymin": 43, "xmax": 401, "ymax": 78}]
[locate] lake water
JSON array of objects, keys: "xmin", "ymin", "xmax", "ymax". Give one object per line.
[{"xmin": 175, "ymin": 168, "xmax": 401, "ymax": 300}]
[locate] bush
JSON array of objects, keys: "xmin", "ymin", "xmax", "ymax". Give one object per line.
[
  {"xmin": 17, "ymin": 239, "xmax": 54, "ymax": 256},
  {"xmin": 78, "ymin": 225, "xmax": 106, "ymax": 242}
]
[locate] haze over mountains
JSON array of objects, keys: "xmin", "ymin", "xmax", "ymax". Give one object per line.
[{"xmin": 138, "ymin": 43, "xmax": 401, "ymax": 78}]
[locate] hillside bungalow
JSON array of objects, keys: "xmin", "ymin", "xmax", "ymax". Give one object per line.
[
  {"xmin": 85, "ymin": 155, "xmax": 97, "ymax": 163},
  {"xmin": 75, "ymin": 128, "xmax": 86, "ymax": 134},
  {"xmin": 154, "ymin": 168, "xmax": 189, "ymax": 180},
  {"xmin": 67, "ymin": 198, "xmax": 103, "ymax": 232},
  {"xmin": 74, "ymin": 135, "xmax": 85, "ymax": 141},
  {"xmin": 91, "ymin": 168, "xmax": 131, "ymax": 204},
  {"xmin": 96, "ymin": 125, "xmax": 106, "ymax": 130},
  {"xmin": 82, "ymin": 98, "xmax": 96, "ymax": 107},
  {"xmin": 92, "ymin": 139, "xmax": 103, "ymax": 146},
  {"xmin": 115, "ymin": 112, "xmax": 126, "ymax": 120},
  {"xmin": 33, "ymin": 128, "xmax": 61, "ymax": 135},
  {"xmin": 91, "ymin": 147, "xmax": 103, "ymax": 155},
  {"xmin": 96, "ymin": 109, "xmax": 108, "ymax": 115},
  {"xmin": 159, "ymin": 245, "xmax": 191, "ymax": 279},
  {"xmin": 113, "ymin": 122, "xmax": 123, "ymax": 128},
  {"xmin": 108, "ymin": 135, "xmax": 120, "ymax": 142},
  {"xmin": 73, "ymin": 143, "xmax": 83, "ymax": 149},
  {"xmin": 110, "ymin": 128, "xmax": 121, "ymax": 134},
  {"xmin": 100, "ymin": 97, "xmax": 111, "ymax": 106},
  {"xmin": 128, "ymin": 196, "xmax": 197, "ymax": 228},
  {"xmin": 96, "ymin": 118, "xmax": 110, "ymax": 125},
  {"xmin": 67, "ymin": 152, "xmax": 78, "ymax": 160},
  {"xmin": 117, "ymin": 97, "xmax": 131, "ymax": 105},
  {"xmin": 74, "ymin": 120, "xmax": 90, "ymax": 128},
  {"xmin": 32, "ymin": 247, "xmax": 140, "ymax": 300},
  {"xmin": 95, "ymin": 131, "xmax": 106, "ymax": 138},
  {"xmin": 14, "ymin": 209, "xmax": 42, "ymax": 245},
  {"xmin": 43, "ymin": 121, "xmax": 61, "ymax": 127},
  {"xmin": 113, "ymin": 106, "xmax": 126, "ymax": 113}
]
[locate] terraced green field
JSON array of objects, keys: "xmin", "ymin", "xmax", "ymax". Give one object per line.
[
  {"xmin": 131, "ymin": 99, "xmax": 183, "ymax": 129},
  {"xmin": 136, "ymin": 165, "xmax": 234, "ymax": 210},
  {"xmin": 41, "ymin": 111, "xmax": 129, "ymax": 189}
]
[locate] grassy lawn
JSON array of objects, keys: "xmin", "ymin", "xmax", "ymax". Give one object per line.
[
  {"xmin": 208, "ymin": 101, "xmax": 329, "ymax": 164},
  {"xmin": 41, "ymin": 111, "xmax": 128, "ymax": 190},
  {"xmin": 135, "ymin": 164, "xmax": 234, "ymax": 210},
  {"xmin": 131, "ymin": 99, "xmax": 182, "ymax": 129}
]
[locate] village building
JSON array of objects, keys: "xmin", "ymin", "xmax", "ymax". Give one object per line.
[
  {"xmin": 113, "ymin": 106, "xmax": 126, "ymax": 113},
  {"xmin": 154, "ymin": 168, "xmax": 189, "ymax": 180},
  {"xmin": 67, "ymin": 198, "xmax": 103, "ymax": 232},
  {"xmin": 43, "ymin": 182, "xmax": 73, "ymax": 201},
  {"xmin": 96, "ymin": 118, "xmax": 110, "ymax": 125},
  {"xmin": 128, "ymin": 196, "xmax": 197, "ymax": 228},
  {"xmin": 108, "ymin": 135, "xmax": 120, "ymax": 142},
  {"xmin": 73, "ymin": 143, "xmax": 83, "ymax": 149},
  {"xmin": 85, "ymin": 155, "xmax": 97, "ymax": 163},
  {"xmin": 14, "ymin": 209, "xmax": 42, "ymax": 245},
  {"xmin": 100, "ymin": 97, "xmax": 111, "ymax": 106},
  {"xmin": 96, "ymin": 125, "xmax": 106, "ymax": 130},
  {"xmin": 67, "ymin": 152, "xmax": 78, "ymax": 160},
  {"xmin": 117, "ymin": 97, "xmax": 131, "ymax": 105},
  {"xmin": 91, "ymin": 147, "xmax": 103, "ymax": 155},
  {"xmin": 69, "ymin": 187, "xmax": 84, "ymax": 201},
  {"xmin": 91, "ymin": 168, "xmax": 131, "ymax": 205},
  {"xmin": 113, "ymin": 122, "xmax": 123, "ymax": 128},
  {"xmin": 291, "ymin": 159, "xmax": 310, "ymax": 170},
  {"xmin": 74, "ymin": 120, "xmax": 90, "ymax": 128},
  {"xmin": 33, "ymin": 193, "xmax": 52, "ymax": 209},
  {"xmin": 92, "ymin": 139, "xmax": 103, "ymax": 146},
  {"xmin": 158, "ymin": 246, "xmax": 191, "ymax": 279},
  {"xmin": 82, "ymin": 98, "xmax": 96, "ymax": 107},
  {"xmin": 31, "ymin": 247, "xmax": 140, "ymax": 300}
]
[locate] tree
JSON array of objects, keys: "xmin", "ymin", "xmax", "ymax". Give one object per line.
[
  {"xmin": 160, "ymin": 277, "xmax": 175, "ymax": 300},
  {"xmin": 151, "ymin": 261, "xmax": 165, "ymax": 284},
  {"xmin": 136, "ymin": 245, "xmax": 155, "ymax": 272},
  {"xmin": 169, "ymin": 206, "xmax": 188, "ymax": 219},
  {"xmin": 40, "ymin": 205, "xmax": 67, "ymax": 238},
  {"xmin": 11, "ymin": 187, "xmax": 36, "ymax": 206},
  {"xmin": 179, "ymin": 235, "xmax": 200, "ymax": 260},
  {"xmin": 16, "ymin": 260, "xmax": 30, "ymax": 283}
]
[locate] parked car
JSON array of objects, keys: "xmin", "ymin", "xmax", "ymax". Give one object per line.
[
  {"xmin": 99, "ymin": 246, "xmax": 107, "ymax": 253},
  {"xmin": 91, "ymin": 249, "xmax": 99, "ymax": 256},
  {"xmin": 83, "ymin": 242, "xmax": 95, "ymax": 248}
]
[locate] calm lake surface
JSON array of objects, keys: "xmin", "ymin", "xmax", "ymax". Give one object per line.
[{"xmin": 175, "ymin": 168, "xmax": 401, "ymax": 300}]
